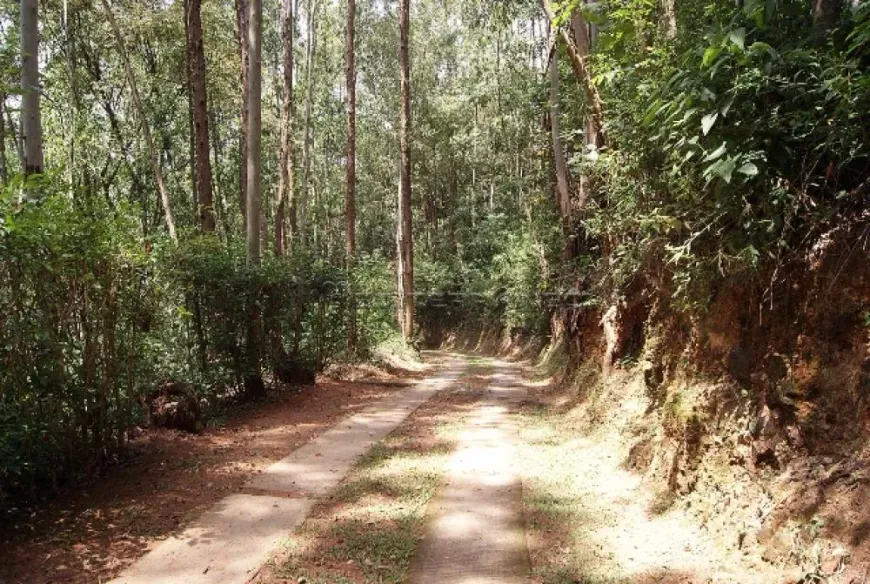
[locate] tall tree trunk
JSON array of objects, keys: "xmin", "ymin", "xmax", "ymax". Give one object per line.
[
  {"xmin": 21, "ymin": 0, "xmax": 44, "ymax": 176},
  {"xmin": 210, "ymin": 108, "xmax": 232, "ymax": 238},
  {"xmin": 246, "ymin": 0, "xmax": 262, "ymax": 264},
  {"xmin": 0, "ymin": 94, "xmax": 7, "ymax": 186},
  {"xmin": 100, "ymin": 0, "xmax": 177, "ymax": 241},
  {"xmin": 662, "ymin": 0, "xmax": 677, "ymax": 38},
  {"xmin": 570, "ymin": 11, "xmax": 591, "ymax": 58},
  {"xmin": 299, "ymin": 0, "xmax": 318, "ymax": 242},
  {"xmin": 345, "ymin": 0, "xmax": 356, "ymax": 260},
  {"xmin": 276, "ymin": 0, "xmax": 295, "ymax": 255},
  {"xmin": 569, "ymin": 8, "xmax": 599, "ymax": 211},
  {"xmin": 345, "ymin": 0, "xmax": 357, "ymax": 352},
  {"xmin": 235, "ymin": 0, "xmax": 250, "ymax": 223},
  {"xmin": 397, "ymin": 0, "xmax": 414, "ymax": 340},
  {"xmin": 187, "ymin": 0, "xmax": 215, "ymax": 232},
  {"xmin": 183, "ymin": 0, "xmax": 198, "ymax": 222},
  {"xmin": 244, "ymin": 0, "xmax": 264, "ymax": 399},
  {"xmin": 549, "ymin": 47, "xmax": 571, "ymax": 223}
]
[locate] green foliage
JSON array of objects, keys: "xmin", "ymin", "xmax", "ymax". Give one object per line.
[
  {"xmin": 416, "ymin": 210, "xmax": 561, "ymax": 339},
  {"xmin": 2, "ymin": 0, "xmax": 864, "ymax": 516},
  {"xmin": 0, "ymin": 181, "xmax": 398, "ymax": 504},
  {"xmin": 571, "ymin": 0, "xmax": 869, "ymax": 309},
  {"xmin": 0, "ymin": 182, "xmax": 149, "ymax": 499}
]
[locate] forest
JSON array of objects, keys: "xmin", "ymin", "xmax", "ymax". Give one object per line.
[{"xmin": 0, "ymin": 0, "xmax": 868, "ymax": 582}]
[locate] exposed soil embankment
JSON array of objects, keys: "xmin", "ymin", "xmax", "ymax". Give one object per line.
[{"xmin": 548, "ymin": 220, "xmax": 868, "ymax": 581}]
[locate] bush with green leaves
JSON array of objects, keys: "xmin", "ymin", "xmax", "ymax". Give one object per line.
[
  {"xmin": 0, "ymin": 182, "xmax": 152, "ymax": 499},
  {"xmin": 416, "ymin": 210, "xmax": 562, "ymax": 339},
  {"xmin": 0, "ymin": 182, "xmax": 398, "ymax": 505},
  {"xmin": 570, "ymin": 0, "xmax": 869, "ymax": 309}
]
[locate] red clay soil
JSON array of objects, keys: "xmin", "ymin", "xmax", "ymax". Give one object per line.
[{"xmin": 0, "ymin": 374, "xmax": 422, "ymax": 584}]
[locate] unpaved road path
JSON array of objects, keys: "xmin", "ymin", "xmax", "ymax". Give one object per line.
[
  {"xmin": 108, "ymin": 356, "xmax": 466, "ymax": 584},
  {"xmin": 7, "ymin": 354, "xmax": 801, "ymax": 584}
]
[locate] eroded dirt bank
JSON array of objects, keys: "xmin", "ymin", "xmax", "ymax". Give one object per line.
[{"xmin": 520, "ymin": 365, "xmax": 867, "ymax": 584}]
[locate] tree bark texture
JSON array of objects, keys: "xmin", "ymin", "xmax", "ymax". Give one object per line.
[
  {"xmin": 276, "ymin": 0, "xmax": 295, "ymax": 255},
  {"xmin": 345, "ymin": 0, "xmax": 358, "ymax": 351},
  {"xmin": 21, "ymin": 0, "xmax": 44, "ymax": 176},
  {"xmin": 397, "ymin": 0, "xmax": 414, "ymax": 340},
  {"xmin": 549, "ymin": 48, "xmax": 571, "ymax": 223},
  {"xmin": 186, "ymin": 0, "xmax": 215, "ymax": 232},
  {"xmin": 246, "ymin": 0, "xmax": 262, "ymax": 265},
  {"xmin": 299, "ymin": 0, "xmax": 318, "ymax": 241},
  {"xmin": 235, "ymin": 0, "xmax": 250, "ymax": 223}
]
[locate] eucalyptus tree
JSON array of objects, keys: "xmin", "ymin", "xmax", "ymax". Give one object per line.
[
  {"xmin": 299, "ymin": 0, "xmax": 320, "ymax": 241},
  {"xmin": 245, "ymin": 0, "xmax": 262, "ymax": 263},
  {"xmin": 276, "ymin": 0, "xmax": 295, "ymax": 254},
  {"xmin": 185, "ymin": 0, "xmax": 215, "ymax": 232},
  {"xmin": 397, "ymin": 0, "xmax": 413, "ymax": 340},
  {"xmin": 235, "ymin": 0, "xmax": 250, "ymax": 223},
  {"xmin": 244, "ymin": 0, "xmax": 264, "ymax": 398},
  {"xmin": 345, "ymin": 0, "xmax": 357, "ymax": 261},
  {"xmin": 345, "ymin": 0, "xmax": 358, "ymax": 351},
  {"xmin": 20, "ymin": 0, "xmax": 43, "ymax": 176},
  {"xmin": 548, "ymin": 46, "xmax": 570, "ymax": 236}
]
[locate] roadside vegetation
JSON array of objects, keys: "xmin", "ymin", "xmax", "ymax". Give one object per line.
[{"xmin": 0, "ymin": 0, "xmax": 866, "ymax": 578}]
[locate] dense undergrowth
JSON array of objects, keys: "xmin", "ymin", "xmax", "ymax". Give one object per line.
[{"xmin": 0, "ymin": 186, "xmax": 401, "ymax": 503}]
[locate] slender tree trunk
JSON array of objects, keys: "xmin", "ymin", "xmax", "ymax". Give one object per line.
[
  {"xmin": 345, "ymin": 0, "xmax": 358, "ymax": 352},
  {"xmin": 235, "ymin": 0, "xmax": 250, "ymax": 223},
  {"xmin": 0, "ymin": 94, "xmax": 7, "ymax": 186},
  {"xmin": 102, "ymin": 96, "xmax": 147, "ymax": 227},
  {"xmin": 184, "ymin": 0, "xmax": 198, "ymax": 220},
  {"xmin": 85, "ymin": 36, "xmax": 149, "ymax": 220},
  {"xmin": 345, "ymin": 0, "xmax": 356, "ymax": 260},
  {"xmin": 21, "ymin": 0, "xmax": 44, "ymax": 176},
  {"xmin": 276, "ymin": 0, "xmax": 295, "ymax": 255},
  {"xmin": 662, "ymin": 0, "xmax": 677, "ymax": 38},
  {"xmin": 246, "ymin": 0, "xmax": 262, "ymax": 264},
  {"xmin": 244, "ymin": 0, "xmax": 264, "ymax": 399},
  {"xmin": 541, "ymin": 0, "xmax": 605, "ymax": 143},
  {"xmin": 397, "ymin": 0, "xmax": 414, "ymax": 340},
  {"xmin": 570, "ymin": 11, "xmax": 591, "ymax": 58},
  {"xmin": 299, "ymin": 0, "xmax": 318, "ymax": 240},
  {"xmin": 569, "ymin": 9, "xmax": 599, "ymax": 211},
  {"xmin": 549, "ymin": 47, "xmax": 571, "ymax": 222},
  {"xmin": 187, "ymin": 0, "xmax": 215, "ymax": 232},
  {"xmin": 101, "ymin": 0, "xmax": 177, "ymax": 241},
  {"xmin": 210, "ymin": 108, "xmax": 232, "ymax": 238}
]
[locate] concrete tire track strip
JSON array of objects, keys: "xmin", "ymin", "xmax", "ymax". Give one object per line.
[
  {"xmin": 109, "ymin": 355, "xmax": 467, "ymax": 584},
  {"xmin": 409, "ymin": 359, "xmax": 530, "ymax": 584}
]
